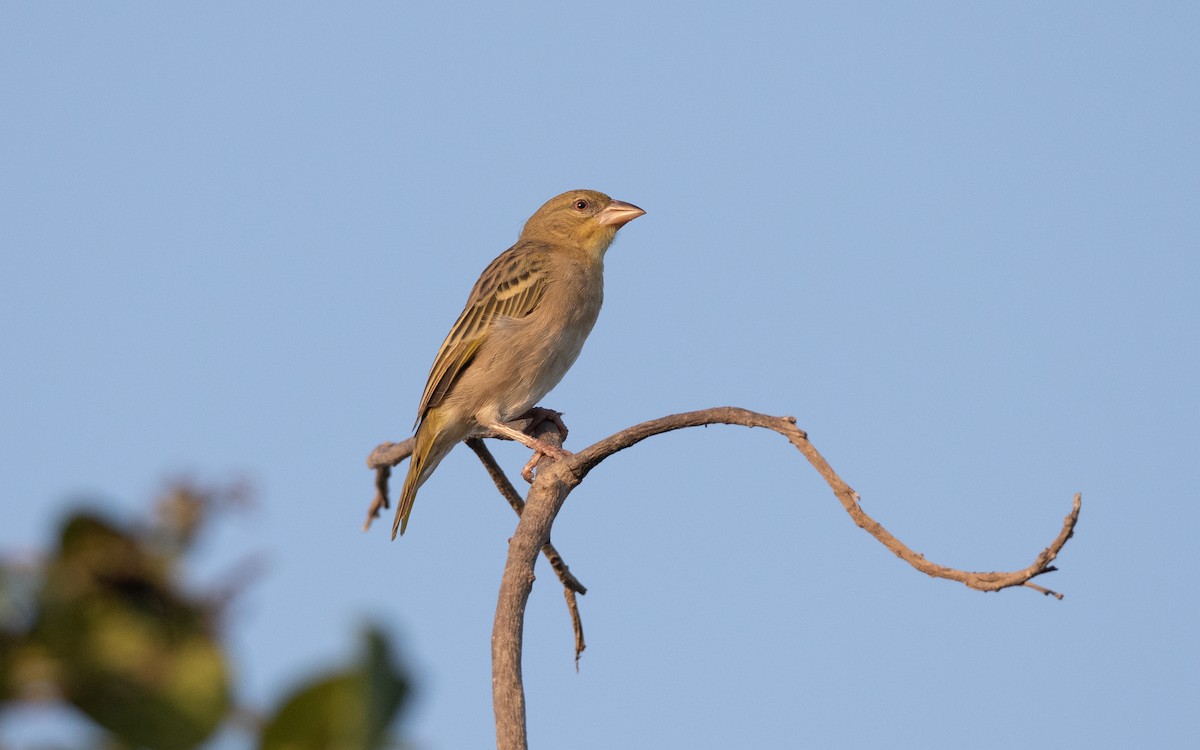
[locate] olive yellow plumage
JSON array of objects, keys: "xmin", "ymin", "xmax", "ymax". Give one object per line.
[{"xmin": 393, "ymin": 189, "xmax": 644, "ymax": 538}]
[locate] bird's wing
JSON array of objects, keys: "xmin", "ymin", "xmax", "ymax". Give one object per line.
[{"xmin": 415, "ymin": 246, "xmax": 549, "ymax": 423}]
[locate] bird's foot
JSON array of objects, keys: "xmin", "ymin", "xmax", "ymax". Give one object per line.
[
  {"xmin": 521, "ymin": 454, "xmax": 540, "ymax": 484},
  {"xmin": 518, "ymin": 407, "xmax": 569, "ymax": 442},
  {"xmin": 519, "ymin": 442, "xmax": 574, "ymax": 483},
  {"xmin": 487, "ymin": 420, "xmax": 571, "ymax": 456},
  {"xmin": 487, "ymin": 417, "xmax": 572, "ymax": 483}
]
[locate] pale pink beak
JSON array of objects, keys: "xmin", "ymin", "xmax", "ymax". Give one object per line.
[{"xmin": 596, "ymin": 199, "xmax": 646, "ymax": 227}]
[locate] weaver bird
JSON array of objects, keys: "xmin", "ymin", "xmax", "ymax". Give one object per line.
[{"xmin": 392, "ymin": 189, "xmax": 644, "ymax": 538}]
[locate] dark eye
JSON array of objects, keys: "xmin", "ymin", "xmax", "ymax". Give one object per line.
[{"xmin": 574, "ymin": 199, "xmax": 588, "ymax": 211}]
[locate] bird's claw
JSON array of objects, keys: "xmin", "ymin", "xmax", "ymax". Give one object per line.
[
  {"xmin": 519, "ymin": 407, "xmax": 569, "ymax": 442},
  {"xmin": 521, "ymin": 453, "xmax": 540, "ymax": 483},
  {"xmin": 520, "ymin": 444, "xmax": 572, "ymax": 483}
]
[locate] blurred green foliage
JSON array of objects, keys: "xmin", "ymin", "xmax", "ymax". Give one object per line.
[
  {"xmin": 0, "ymin": 484, "xmax": 411, "ymax": 749},
  {"xmin": 260, "ymin": 630, "xmax": 408, "ymax": 750}
]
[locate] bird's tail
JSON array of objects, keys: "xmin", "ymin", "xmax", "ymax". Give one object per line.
[{"xmin": 392, "ymin": 410, "xmax": 458, "ymax": 539}]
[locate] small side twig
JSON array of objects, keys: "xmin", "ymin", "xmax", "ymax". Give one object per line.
[
  {"xmin": 362, "ymin": 438, "xmax": 414, "ymax": 531},
  {"xmin": 364, "ymin": 427, "xmax": 589, "ymax": 664},
  {"xmin": 466, "ymin": 438, "xmax": 587, "ymax": 596},
  {"xmin": 467, "ymin": 437, "xmax": 588, "ymax": 666}
]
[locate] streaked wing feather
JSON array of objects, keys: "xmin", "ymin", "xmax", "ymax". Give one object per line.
[{"xmin": 415, "ymin": 246, "xmax": 548, "ymax": 423}]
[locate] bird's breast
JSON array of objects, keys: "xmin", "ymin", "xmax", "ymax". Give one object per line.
[{"xmin": 464, "ymin": 266, "xmax": 603, "ymax": 424}]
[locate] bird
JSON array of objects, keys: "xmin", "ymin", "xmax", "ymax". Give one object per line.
[{"xmin": 392, "ymin": 189, "xmax": 645, "ymax": 539}]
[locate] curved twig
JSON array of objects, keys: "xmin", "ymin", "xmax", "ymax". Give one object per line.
[
  {"xmin": 467, "ymin": 437, "xmax": 588, "ymax": 666},
  {"xmin": 363, "ymin": 429, "xmax": 589, "ymax": 663},
  {"xmin": 362, "ymin": 438, "xmax": 413, "ymax": 530},
  {"xmin": 489, "ymin": 406, "xmax": 1081, "ymax": 750},
  {"xmin": 571, "ymin": 407, "xmax": 1080, "ymax": 593}
]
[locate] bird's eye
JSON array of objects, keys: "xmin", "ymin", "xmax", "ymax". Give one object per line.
[{"xmin": 574, "ymin": 199, "xmax": 588, "ymax": 211}]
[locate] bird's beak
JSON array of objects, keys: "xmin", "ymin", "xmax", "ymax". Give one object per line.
[{"xmin": 596, "ymin": 199, "xmax": 646, "ymax": 227}]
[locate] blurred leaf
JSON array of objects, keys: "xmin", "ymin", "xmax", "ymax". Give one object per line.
[
  {"xmin": 33, "ymin": 512, "xmax": 230, "ymax": 750},
  {"xmin": 0, "ymin": 561, "xmax": 38, "ymax": 633},
  {"xmin": 0, "ymin": 632, "xmax": 14, "ymax": 703},
  {"xmin": 0, "ymin": 568, "xmax": 10, "ymax": 700},
  {"xmin": 260, "ymin": 627, "xmax": 409, "ymax": 750}
]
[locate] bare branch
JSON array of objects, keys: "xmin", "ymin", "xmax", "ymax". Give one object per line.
[
  {"xmin": 566, "ymin": 407, "xmax": 1079, "ymax": 594},
  {"xmin": 362, "ymin": 438, "xmax": 414, "ymax": 531},
  {"xmin": 466, "ymin": 438, "xmax": 587, "ymax": 597},
  {"xmin": 363, "ymin": 433, "xmax": 587, "ymax": 596},
  {"xmin": 364, "ymin": 406, "xmax": 1081, "ymax": 750},
  {"xmin": 491, "ymin": 418, "xmax": 573, "ymax": 750},
  {"xmin": 367, "ymin": 437, "xmax": 416, "ymax": 470},
  {"xmin": 487, "ymin": 406, "xmax": 1081, "ymax": 750},
  {"xmin": 361, "ymin": 414, "xmax": 545, "ymax": 521}
]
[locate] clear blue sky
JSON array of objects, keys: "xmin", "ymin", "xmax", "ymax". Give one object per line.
[{"xmin": 2, "ymin": 3, "xmax": 1197, "ymax": 748}]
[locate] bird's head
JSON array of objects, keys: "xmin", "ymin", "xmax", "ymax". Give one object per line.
[{"xmin": 519, "ymin": 189, "xmax": 645, "ymax": 258}]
